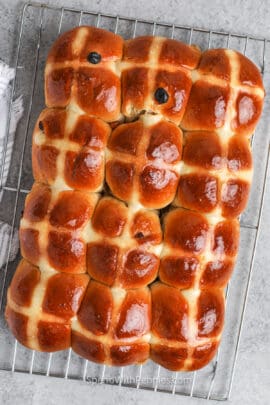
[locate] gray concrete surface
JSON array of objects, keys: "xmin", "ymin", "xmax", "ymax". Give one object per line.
[{"xmin": 0, "ymin": 0, "xmax": 270, "ymax": 404}]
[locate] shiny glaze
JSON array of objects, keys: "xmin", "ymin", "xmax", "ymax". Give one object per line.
[
  {"xmin": 46, "ymin": 26, "xmax": 123, "ymax": 121},
  {"xmin": 150, "ymin": 345, "xmax": 188, "ymax": 371},
  {"xmin": 41, "ymin": 109, "xmax": 66, "ymax": 139},
  {"xmin": 20, "ymin": 228, "xmax": 40, "ymax": 265},
  {"xmin": 122, "ymin": 68, "xmax": 192, "ymax": 124},
  {"xmin": 72, "ymin": 332, "xmax": 106, "ymax": 363},
  {"xmin": 124, "ymin": 36, "xmax": 200, "ymax": 69},
  {"xmin": 64, "ymin": 150, "xmax": 103, "ymax": 190},
  {"xmin": 76, "ymin": 67, "xmax": 121, "ymax": 121},
  {"xmin": 221, "ymin": 179, "xmax": 250, "ymax": 217},
  {"xmin": 123, "ymin": 36, "xmax": 153, "ymax": 63},
  {"xmin": 42, "ymin": 273, "xmax": 89, "ymax": 320},
  {"xmin": 213, "ymin": 220, "xmax": 240, "ymax": 256},
  {"xmin": 197, "ymin": 290, "xmax": 224, "ymax": 338},
  {"xmin": 237, "ymin": 51, "xmax": 263, "ymax": 88},
  {"xmin": 48, "ymin": 25, "xmax": 122, "ymax": 64},
  {"xmin": 33, "ymin": 145, "xmax": 59, "ymax": 183},
  {"xmin": 178, "ymin": 174, "xmax": 219, "ymax": 212},
  {"xmin": 46, "ymin": 68, "xmax": 74, "ymax": 107},
  {"xmin": 122, "ymin": 36, "xmax": 199, "ymax": 123},
  {"xmin": 33, "ymin": 109, "xmax": 109, "ymax": 192},
  {"xmin": 47, "ymin": 231, "xmax": 86, "ymax": 273},
  {"xmin": 46, "ymin": 27, "xmax": 78, "ymax": 62},
  {"xmin": 86, "ymin": 242, "xmax": 118, "ymax": 286},
  {"xmin": 147, "ymin": 121, "xmax": 182, "ymax": 163},
  {"xmin": 164, "ymin": 209, "xmax": 209, "ymax": 254},
  {"xmin": 159, "ymin": 39, "xmax": 200, "ymax": 69},
  {"xmin": 139, "ymin": 165, "xmax": 178, "ymax": 208},
  {"xmin": 182, "ymin": 81, "xmax": 230, "ymax": 130},
  {"xmin": 106, "ymin": 160, "xmax": 135, "ymax": 201},
  {"xmin": 200, "ymin": 260, "xmax": 234, "ymax": 288},
  {"xmin": 160, "ymin": 256, "xmax": 199, "ymax": 288},
  {"xmin": 108, "ymin": 121, "xmax": 143, "ymax": 156},
  {"xmin": 77, "ymin": 281, "xmax": 113, "ymax": 335},
  {"xmin": 37, "ymin": 321, "xmax": 70, "ymax": 351},
  {"xmin": 107, "ymin": 119, "xmax": 182, "ymax": 208},
  {"xmin": 9, "ymin": 260, "xmax": 40, "ymax": 307},
  {"xmin": 227, "ymin": 136, "xmax": 252, "ymax": 171},
  {"xmin": 151, "ymin": 283, "xmax": 189, "ymax": 341},
  {"xmin": 198, "ymin": 49, "xmax": 231, "ymax": 80},
  {"xmin": 110, "ymin": 343, "xmax": 149, "ymax": 366},
  {"xmin": 153, "ymin": 70, "xmax": 192, "ymax": 122},
  {"xmin": 49, "ymin": 191, "xmax": 93, "ymax": 230},
  {"xmin": 78, "ymin": 27, "xmax": 123, "ymax": 62},
  {"xmin": 73, "ymin": 282, "xmax": 150, "ymax": 366},
  {"xmin": 69, "ymin": 115, "xmax": 110, "ymax": 148},
  {"xmin": 115, "ymin": 289, "xmax": 150, "ymax": 338},
  {"xmin": 130, "ymin": 210, "xmax": 162, "ymax": 246},
  {"xmin": 232, "ymin": 91, "xmax": 263, "ymax": 136},
  {"xmin": 183, "ymin": 131, "xmax": 224, "ymax": 169},
  {"xmin": 24, "ymin": 184, "xmax": 51, "ymax": 222},
  {"xmin": 121, "ymin": 67, "xmax": 149, "ymax": 116},
  {"xmin": 92, "ymin": 197, "xmax": 127, "ymax": 237},
  {"xmin": 120, "ymin": 249, "xmax": 159, "ymax": 288},
  {"xmin": 86, "ymin": 195, "xmax": 162, "ymax": 288},
  {"xmin": 7, "ymin": 28, "xmax": 266, "ymax": 371},
  {"xmin": 190, "ymin": 341, "xmax": 218, "ymax": 371}
]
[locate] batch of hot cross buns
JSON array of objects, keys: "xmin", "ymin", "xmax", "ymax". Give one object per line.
[{"xmin": 5, "ymin": 26, "xmax": 264, "ymax": 371}]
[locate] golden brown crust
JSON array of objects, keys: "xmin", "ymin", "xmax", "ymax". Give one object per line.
[
  {"xmin": 6, "ymin": 26, "xmax": 265, "ymax": 372},
  {"xmin": 45, "ymin": 27, "xmax": 123, "ymax": 122},
  {"xmin": 106, "ymin": 116, "xmax": 183, "ymax": 208}
]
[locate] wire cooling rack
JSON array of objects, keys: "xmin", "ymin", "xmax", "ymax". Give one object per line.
[{"xmin": 0, "ymin": 1, "xmax": 270, "ymax": 401}]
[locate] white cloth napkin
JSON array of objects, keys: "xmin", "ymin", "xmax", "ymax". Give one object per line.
[{"xmin": 0, "ymin": 61, "xmax": 24, "ymax": 268}]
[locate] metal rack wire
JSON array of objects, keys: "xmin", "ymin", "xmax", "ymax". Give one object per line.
[{"xmin": 0, "ymin": 1, "xmax": 269, "ymax": 401}]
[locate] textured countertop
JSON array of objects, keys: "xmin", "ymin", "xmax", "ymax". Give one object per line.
[{"xmin": 0, "ymin": 0, "xmax": 269, "ymax": 404}]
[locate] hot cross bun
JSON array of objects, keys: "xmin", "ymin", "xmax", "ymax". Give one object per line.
[{"xmin": 6, "ymin": 26, "xmax": 265, "ymax": 371}]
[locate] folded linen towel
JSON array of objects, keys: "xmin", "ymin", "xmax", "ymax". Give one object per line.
[{"xmin": 0, "ymin": 61, "xmax": 24, "ymax": 268}]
